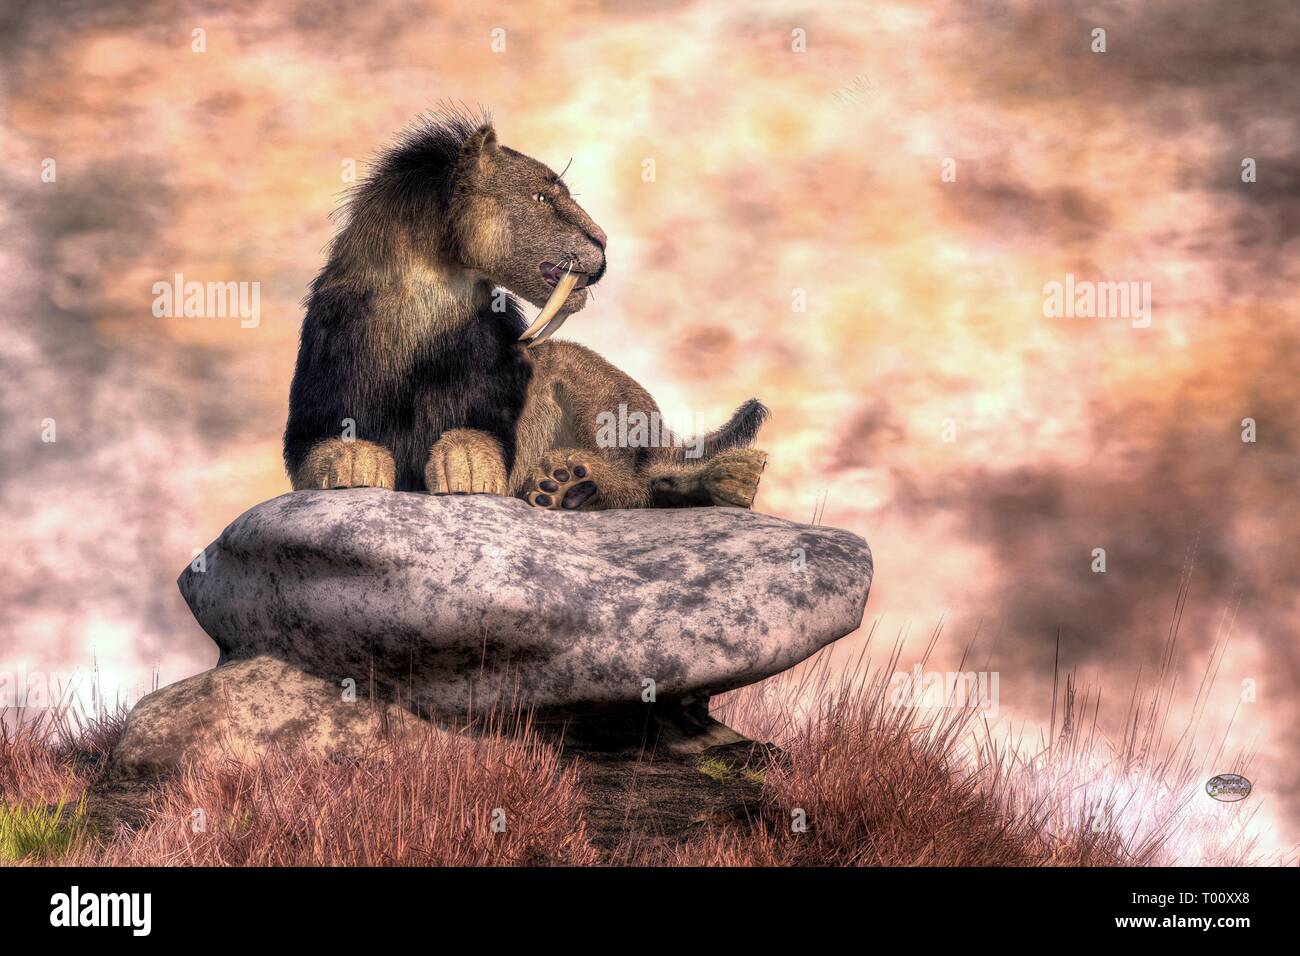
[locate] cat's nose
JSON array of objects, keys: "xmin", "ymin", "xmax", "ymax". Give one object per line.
[{"xmin": 589, "ymin": 227, "xmax": 607, "ymax": 251}]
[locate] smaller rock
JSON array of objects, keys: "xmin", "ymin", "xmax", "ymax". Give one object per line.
[
  {"xmin": 109, "ymin": 656, "xmax": 751, "ymax": 778},
  {"xmin": 108, "ymin": 656, "xmax": 413, "ymax": 779}
]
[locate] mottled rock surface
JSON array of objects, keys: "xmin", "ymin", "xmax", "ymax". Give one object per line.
[
  {"xmin": 178, "ymin": 490, "xmax": 872, "ymax": 717},
  {"xmin": 108, "ymin": 656, "xmax": 414, "ymax": 779},
  {"xmin": 109, "ymin": 490, "xmax": 871, "ymax": 778}
]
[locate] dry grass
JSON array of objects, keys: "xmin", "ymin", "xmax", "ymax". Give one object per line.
[
  {"xmin": 2, "ymin": 614, "xmax": 1284, "ymax": 866},
  {"xmin": 687, "ymin": 612, "xmax": 1280, "ymax": 867},
  {"xmin": 63, "ymin": 713, "xmax": 598, "ymax": 867},
  {"xmin": 0, "ymin": 712, "xmax": 86, "ymax": 810},
  {"xmin": 0, "ymin": 705, "xmax": 124, "ymax": 807},
  {"xmin": 643, "ymin": 634, "xmax": 1132, "ymax": 866}
]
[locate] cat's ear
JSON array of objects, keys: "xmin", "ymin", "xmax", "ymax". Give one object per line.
[{"xmin": 458, "ymin": 124, "xmax": 500, "ymax": 176}]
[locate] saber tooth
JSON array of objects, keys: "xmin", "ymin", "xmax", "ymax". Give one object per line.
[
  {"xmin": 525, "ymin": 311, "xmax": 571, "ymax": 348},
  {"xmin": 517, "ymin": 310, "xmax": 553, "ymax": 342},
  {"xmin": 518, "ymin": 269, "xmax": 580, "ymax": 342}
]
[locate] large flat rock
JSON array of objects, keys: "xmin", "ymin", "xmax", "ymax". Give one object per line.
[{"xmin": 178, "ymin": 490, "xmax": 872, "ymax": 718}]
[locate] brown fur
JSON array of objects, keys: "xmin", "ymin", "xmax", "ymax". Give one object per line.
[
  {"xmin": 295, "ymin": 438, "xmax": 397, "ymax": 490},
  {"xmin": 510, "ymin": 340, "xmax": 767, "ymax": 510},
  {"xmin": 426, "ymin": 428, "xmax": 507, "ymax": 494}
]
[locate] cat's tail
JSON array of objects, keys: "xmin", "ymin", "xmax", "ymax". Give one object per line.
[{"xmin": 655, "ymin": 398, "xmax": 768, "ymax": 462}]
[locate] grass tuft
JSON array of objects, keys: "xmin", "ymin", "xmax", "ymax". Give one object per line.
[{"xmin": 0, "ymin": 788, "xmax": 90, "ymax": 862}]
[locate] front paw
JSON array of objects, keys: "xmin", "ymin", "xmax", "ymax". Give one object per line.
[
  {"xmin": 523, "ymin": 450, "xmax": 600, "ymax": 510},
  {"xmin": 296, "ymin": 439, "xmax": 396, "ymax": 490},
  {"xmin": 703, "ymin": 448, "xmax": 767, "ymax": 508},
  {"xmin": 425, "ymin": 429, "xmax": 507, "ymax": 495}
]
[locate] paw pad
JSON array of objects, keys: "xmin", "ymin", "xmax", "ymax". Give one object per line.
[{"xmin": 527, "ymin": 456, "xmax": 600, "ymax": 510}]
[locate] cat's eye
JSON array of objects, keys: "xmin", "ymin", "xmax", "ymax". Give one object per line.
[{"xmin": 533, "ymin": 192, "xmax": 551, "ymax": 205}]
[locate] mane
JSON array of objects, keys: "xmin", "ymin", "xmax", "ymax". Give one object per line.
[{"xmin": 324, "ymin": 104, "xmax": 493, "ymax": 276}]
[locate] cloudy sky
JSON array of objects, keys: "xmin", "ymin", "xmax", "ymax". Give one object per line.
[{"xmin": 2, "ymin": 0, "xmax": 1297, "ymax": 852}]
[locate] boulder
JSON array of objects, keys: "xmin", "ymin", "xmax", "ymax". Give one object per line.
[
  {"xmin": 109, "ymin": 656, "xmax": 414, "ymax": 779},
  {"xmin": 111, "ymin": 490, "xmax": 871, "ymax": 775}
]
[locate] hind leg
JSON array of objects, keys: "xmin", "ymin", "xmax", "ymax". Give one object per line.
[
  {"xmin": 703, "ymin": 448, "xmax": 768, "ymax": 507},
  {"xmin": 521, "ymin": 449, "xmax": 650, "ymax": 511},
  {"xmin": 646, "ymin": 448, "xmax": 767, "ymax": 508}
]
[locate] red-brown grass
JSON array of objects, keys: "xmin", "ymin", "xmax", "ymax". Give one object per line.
[
  {"xmin": 644, "ymin": 634, "xmax": 1133, "ymax": 866},
  {"xmin": 0, "ymin": 706, "xmax": 125, "ymax": 808},
  {"xmin": 684, "ymin": 613, "xmax": 1280, "ymax": 867},
  {"xmin": 0, "ymin": 660, "xmax": 129, "ymax": 809},
  {"xmin": 66, "ymin": 713, "xmax": 598, "ymax": 867},
  {"xmin": 3, "ymin": 613, "xmax": 1286, "ymax": 866}
]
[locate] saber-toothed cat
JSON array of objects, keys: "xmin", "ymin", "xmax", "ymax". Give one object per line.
[{"xmin": 284, "ymin": 108, "xmax": 768, "ymax": 510}]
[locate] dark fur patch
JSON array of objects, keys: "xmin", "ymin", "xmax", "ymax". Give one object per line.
[
  {"xmin": 285, "ymin": 293, "xmax": 532, "ymax": 491},
  {"xmin": 284, "ymin": 107, "xmax": 537, "ymax": 491},
  {"xmin": 331, "ymin": 107, "xmax": 488, "ymax": 265}
]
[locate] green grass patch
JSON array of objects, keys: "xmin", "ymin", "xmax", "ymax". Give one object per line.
[
  {"xmin": 697, "ymin": 757, "xmax": 764, "ymax": 784},
  {"xmin": 0, "ymin": 789, "xmax": 90, "ymax": 862}
]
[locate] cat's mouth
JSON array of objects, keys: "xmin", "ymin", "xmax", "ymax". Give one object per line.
[
  {"xmin": 539, "ymin": 261, "xmax": 599, "ymax": 288},
  {"xmin": 520, "ymin": 263, "xmax": 598, "ymax": 347}
]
